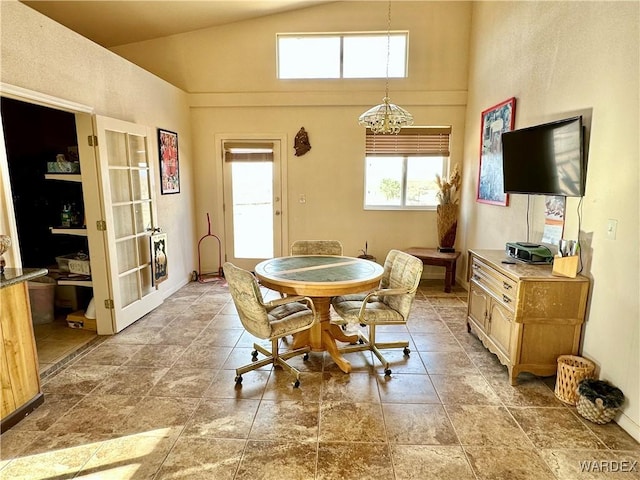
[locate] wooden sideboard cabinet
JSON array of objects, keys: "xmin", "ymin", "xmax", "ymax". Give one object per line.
[{"xmin": 466, "ymin": 249, "xmax": 590, "ymax": 385}]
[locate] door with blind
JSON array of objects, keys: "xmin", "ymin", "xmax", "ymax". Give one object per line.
[{"xmin": 222, "ymin": 139, "xmax": 285, "ymax": 271}]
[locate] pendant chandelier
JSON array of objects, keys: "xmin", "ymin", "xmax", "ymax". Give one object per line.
[{"xmin": 358, "ymin": 0, "xmax": 413, "ymax": 135}]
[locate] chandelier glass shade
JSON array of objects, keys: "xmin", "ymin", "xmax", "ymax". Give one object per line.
[
  {"xmin": 358, "ymin": 96, "xmax": 414, "ymax": 135},
  {"xmin": 358, "ymin": 0, "xmax": 413, "ymax": 135}
]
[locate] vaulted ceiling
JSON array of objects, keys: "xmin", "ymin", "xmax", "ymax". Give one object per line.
[{"xmin": 21, "ymin": 1, "xmax": 334, "ymax": 48}]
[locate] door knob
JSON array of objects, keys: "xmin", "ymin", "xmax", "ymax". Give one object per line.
[{"xmin": 275, "ymin": 211, "xmax": 281, "ymax": 216}]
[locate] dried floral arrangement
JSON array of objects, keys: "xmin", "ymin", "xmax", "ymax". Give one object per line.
[{"xmin": 436, "ymin": 164, "xmax": 461, "ymax": 205}]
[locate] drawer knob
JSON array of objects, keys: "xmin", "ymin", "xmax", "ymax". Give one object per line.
[
  {"xmin": 502, "ymin": 294, "xmax": 511, "ymax": 303},
  {"xmin": 503, "ymin": 282, "xmax": 512, "ymax": 290}
]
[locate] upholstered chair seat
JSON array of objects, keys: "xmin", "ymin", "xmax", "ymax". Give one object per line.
[
  {"xmin": 331, "ymin": 249, "xmax": 423, "ymax": 375},
  {"xmin": 223, "ymin": 262, "xmax": 316, "ymax": 387}
]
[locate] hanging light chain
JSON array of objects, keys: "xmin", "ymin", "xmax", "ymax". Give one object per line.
[
  {"xmin": 358, "ymin": 0, "xmax": 413, "ymax": 134},
  {"xmin": 384, "ymin": 0, "xmax": 391, "ymax": 99}
]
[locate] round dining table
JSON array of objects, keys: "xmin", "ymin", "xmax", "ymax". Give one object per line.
[{"xmin": 254, "ymin": 255, "xmax": 383, "ymax": 373}]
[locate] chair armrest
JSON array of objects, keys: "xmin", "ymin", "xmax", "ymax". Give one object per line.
[
  {"xmin": 357, "ymin": 288, "xmax": 410, "ymax": 318},
  {"xmin": 265, "ymin": 295, "xmax": 316, "ymax": 318}
]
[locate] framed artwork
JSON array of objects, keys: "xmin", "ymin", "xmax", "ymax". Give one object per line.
[
  {"xmin": 158, "ymin": 128, "xmax": 180, "ymax": 194},
  {"xmin": 476, "ymin": 97, "xmax": 516, "ymax": 206},
  {"xmin": 151, "ymin": 233, "xmax": 168, "ymax": 285}
]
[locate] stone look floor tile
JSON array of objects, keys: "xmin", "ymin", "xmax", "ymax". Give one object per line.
[
  {"xmin": 92, "ymin": 366, "xmax": 169, "ymax": 396},
  {"xmin": 74, "ymin": 434, "xmax": 176, "ymax": 479},
  {"xmin": 262, "ymin": 371, "xmax": 324, "ymax": 402},
  {"xmin": 3, "ymin": 280, "xmax": 636, "ymax": 480},
  {"xmin": 430, "ymin": 374, "xmax": 502, "ymax": 405},
  {"xmin": 377, "ymin": 373, "xmax": 440, "ymax": 404},
  {"xmin": 41, "ymin": 364, "xmax": 119, "ymax": 395},
  {"xmin": 391, "ymin": 445, "xmax": 476, "ymax": 480},
  {"xmin": 445, "ymin": 404, "xmax": 533, "ymax": 447},
  {"xmin": 485, "ymin": 373, "xmax": 564, "ymax": 407},
  {"xmin": 419, "ymin": 351, "xmax": 479, "ymax": 375},
  {"xmin": 148, "ymin": 367, "xmax": 216, "ymax": 397},
  {"xmin": 235, "ymin": 440, "xmax": 317, "ymax": 480},
  {"xmin": 411, "ymin": 332, "xmax": 463, "ymax": 352},
  {"xmin": 383, "ymin": 403, "xmax": 458, "ymax": 445},
  {"xmin": 120, "ymin": 396, "xmax": 201, "ymax": 438},
  {"xmin": 174, "ymin": 344, "xmax": 233, "ymax": 369},
  {"xmin": 464, "ymin": 446, "xmax": 556, "ymax": 480},
  {"xmin": 77, "ymin": 343, "xmax": 144, "ymax": 366},
  {"xmin": 11, "ymin": 394, "xmax": 85, "ymax": 432},
  {"xmin": 249, "ymin": 399, "xmax": 319, "ymax": 441},
  {"xmin": 320, "ymin": 401, "xmax": 386, "ymax": 442},
  {"xmin": 154, "ymin": 437, "xmax": 245, "ymax": 479},
  {"xmin": 509, "ymin": 407, "xmax": 607, "ymax": 449},
  {"xmin": 317, "ymin": 442, "xmax": 394, "ymax": 480},
  {"xmin": 320, "ymin": 372, "xmax": 381, "ymax": 403},
  {"xmin": 204, "ymin": 369, "xmax": 270, "ymax": 399},
  {"xmin": 181, "ymin": 398, "xmax": 259, "ymax": 439},
  {"xmin": 125, "ymin": 344, "xmax": 187, "ymax": 367},
  {"xmin": 192, "ymin": 327, "xmax": 244, "ymax": 347},
  {"xmin": 45, "ymin": 394, "xmax": 141, "ymax": 436},
  {"xmin": 0, "ymin": 449, "xmax": 92, "ymax": 479}
]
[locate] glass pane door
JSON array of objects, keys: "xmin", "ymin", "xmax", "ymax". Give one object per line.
[
  {"xmin": 94, "ymin": 116, "xmax": 163, "ymax": 332},
  {"xmin": 223, "ymin": 139, "xmax": 283, "ymax": 271}
]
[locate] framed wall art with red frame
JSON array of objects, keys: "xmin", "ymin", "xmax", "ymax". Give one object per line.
[
  {"xmin": 476, "ymin": 97, "xmax": 516, "ymax": 206},
  {"xmin": 158, "ymin": 128, "xmax": 180, "ymax": 195}
]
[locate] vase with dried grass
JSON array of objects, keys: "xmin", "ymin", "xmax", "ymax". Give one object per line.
[{"xmin": 435, "ymin": 165, "xmax": 461, "ymax": 252}]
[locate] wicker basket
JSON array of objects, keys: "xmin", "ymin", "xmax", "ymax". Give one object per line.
[
  {"xmin": 576, "ymin": 379, "xmax": 624, "ymax": 424},
  {"xmin": 554, "ymin": 355, "xmax": 595, "ymax": 405}
]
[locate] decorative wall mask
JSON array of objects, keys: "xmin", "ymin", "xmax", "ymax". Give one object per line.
[{"xmin": 294, "ymin": 127, "xmax": 311, "ymax": 156}]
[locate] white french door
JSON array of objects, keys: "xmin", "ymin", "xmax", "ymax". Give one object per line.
[
  {"xmin": 221, "ymin": 138, "xmax": 285, "ymax": 271},
  {"xmin": 87, "ymin": 115, "xmax": 163, "ymax": 332}
]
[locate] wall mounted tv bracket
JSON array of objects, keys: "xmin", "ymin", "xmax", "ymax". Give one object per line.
[{"xmin": 505, "ymin": 242, "xmax": 554, "ymax": 264}]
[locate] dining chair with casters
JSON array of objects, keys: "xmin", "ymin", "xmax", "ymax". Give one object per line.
[
  {"xmin": 290, "ymin": 240, "xmax": 343, "ymax": 256},
  {"xmin": 330, "ymin": 249, "xmax": 423, "ymax": 376},
  {"xmin": 223, "ymin": 262, "xmax": 317, "ymax": 387}
]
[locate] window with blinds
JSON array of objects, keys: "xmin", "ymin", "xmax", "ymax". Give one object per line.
[{"xmin": 364, "ymin": 126, "xmax": 452, "ymax": 210}]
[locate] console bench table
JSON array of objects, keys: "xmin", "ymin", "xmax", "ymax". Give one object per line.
[
  {"xmin": 405, "ymin": 247, "xmax": 461, "ymax": 293},
  {"xmin": 466, "ymin": 249, "xmax": 589, "ymax": 385}
]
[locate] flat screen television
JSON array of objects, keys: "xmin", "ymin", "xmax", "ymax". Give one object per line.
[{"xmin": 502, "ymin": 116, "xmax": 586, "ymax": 197}]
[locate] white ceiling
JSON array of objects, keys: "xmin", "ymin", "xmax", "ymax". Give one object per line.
[{"xmin": 21, "ymin": 0, "xmax": 334, "ymax": 48}]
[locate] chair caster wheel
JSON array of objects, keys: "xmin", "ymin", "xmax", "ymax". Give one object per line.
[
  {"xmin": 403, "ymin": 347, "xmax": 411, "ymax": 356},
  {"xmin": 235, "ymin": 375, "xmax": 243, "ymax": 384},
  {"xmin": 251, "ymin": 350, "xmax": 258, "ymax": 360},
  {"xmin": 384, "ymin": 369, "xmax": 392, "ymax": 376},
  {"xmin": 303, "ymin": 353, "xmax": 309, "ymax": 361},
  {"xmin": 293, "ymin": 379, "xmax": 300, "ymax": 388}
]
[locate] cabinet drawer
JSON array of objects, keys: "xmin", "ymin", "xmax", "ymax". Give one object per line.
[{"xmin": 470, "ymin": 257, "xmax": 516, "ymax": 309}]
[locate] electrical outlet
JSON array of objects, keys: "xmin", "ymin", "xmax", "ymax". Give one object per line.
[{"xmin": 606, "ymin": 219, "xmax": 618, "ymax": 240}]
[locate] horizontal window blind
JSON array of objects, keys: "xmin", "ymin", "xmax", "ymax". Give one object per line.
[
  {"xmin": 366, "ymin": 126, "xmax": 451, "ymax": 157},
  {"xmin": 224, "ymin": 142, "xmax": 274, "ymax": 162}
]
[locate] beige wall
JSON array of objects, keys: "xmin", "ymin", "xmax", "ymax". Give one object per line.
[
  {"xmin": 461, "ymin": 1, "xmax": 639, "ymax": 439},
  {"xmin": 116, "ymin": 1, "xmax": 473, "ymax": 269},
  {"xmin": 0, "ymin": 1, "xmax": 196, "ymax": 297}
]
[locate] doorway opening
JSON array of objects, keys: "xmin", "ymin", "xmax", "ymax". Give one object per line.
[{"xmin": 1, "ymin": 97, "xmax": 98, "ymax": 376}]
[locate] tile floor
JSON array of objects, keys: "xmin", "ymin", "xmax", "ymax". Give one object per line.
[
  {"xmin": 33, "ymin": 314, "xmax": 100, "ymax": 379},
  {"xmin": 1, "ymin": 279, "xmax": 639, "ymax": 479}
]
